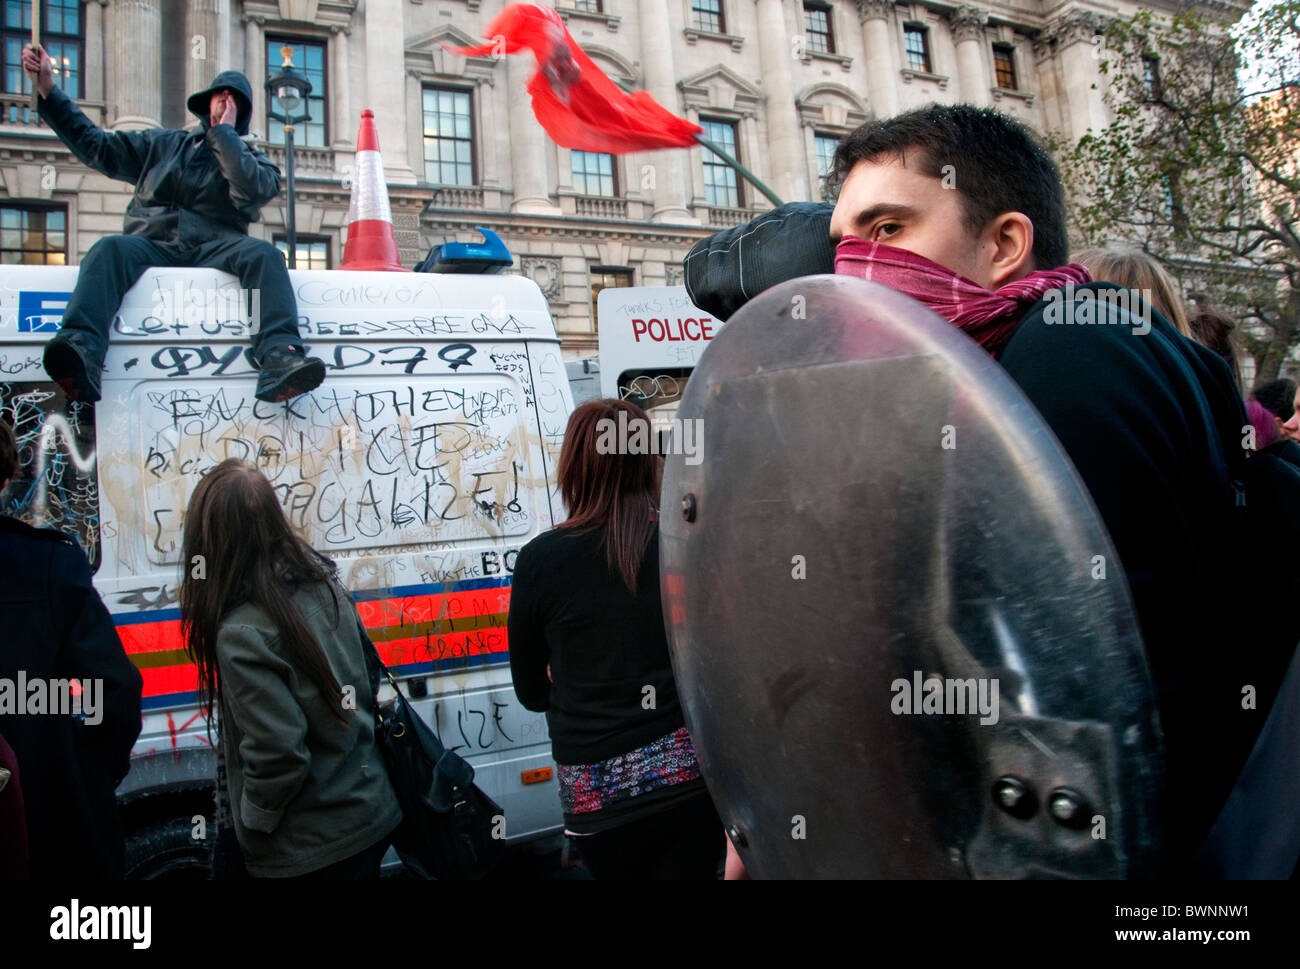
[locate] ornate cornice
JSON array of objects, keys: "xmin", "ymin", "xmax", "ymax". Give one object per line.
[
  {"xmin": 856, "ymin": 0, "xmax": 893, "ymax": 24},
  {"xmin": 1033, "ymin": 9, "xmax": 1112, "ymax": 62}
]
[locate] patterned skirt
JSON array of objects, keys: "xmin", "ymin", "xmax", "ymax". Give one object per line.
[{"xmin": 557, "ymin": 726, "xmax": 703, "ymax": 820}]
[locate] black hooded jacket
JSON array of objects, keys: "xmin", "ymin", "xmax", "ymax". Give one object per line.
[{"xmin": 36, "ymin": 70, "xmax": 281, "ymax": 247}]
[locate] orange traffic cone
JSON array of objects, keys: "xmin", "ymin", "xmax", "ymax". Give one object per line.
[{"xmin": 340, "ymin": 110, "xmax": 410, "ymax": 271}]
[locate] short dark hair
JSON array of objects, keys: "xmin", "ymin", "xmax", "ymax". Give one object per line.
[
  {"xmin": 830, "ymin": 104, "xmax": 1069, "ymax": 270},
  {"xmin": 0, "ymin": 419, "xmax": 16, "ymax": 488}
]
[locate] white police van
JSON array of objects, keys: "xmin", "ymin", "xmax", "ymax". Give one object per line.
[{"xmin": 0, "ymin": 257, "xmax": 574, "ymax": 876}]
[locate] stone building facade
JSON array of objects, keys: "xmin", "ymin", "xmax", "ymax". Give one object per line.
[{"xmin": 0, "ymin": 0, "xmax": 1247, "ymax": 358}]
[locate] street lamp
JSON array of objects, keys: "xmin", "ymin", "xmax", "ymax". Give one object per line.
[{"xmin": 265, "ymin": 46, "xmax": 312, "ymax": 269}]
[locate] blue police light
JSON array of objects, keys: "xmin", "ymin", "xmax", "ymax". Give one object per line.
[{"xmin": 417, "ymin": 228, "xmax": 513, "ymax": 274}]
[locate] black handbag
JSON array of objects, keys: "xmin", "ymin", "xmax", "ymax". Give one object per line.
[{"xmin": 357, "ymin": 615, "xmax": 506, "ymax": 879}]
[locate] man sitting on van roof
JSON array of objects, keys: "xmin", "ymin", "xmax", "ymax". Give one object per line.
[
  {"xmin": 684, "ymin": 104, "xmax": 1295, "ymax": 872},
  {"xmin": 23, "ymin": 44, "xmax": 325, "ymax": 405}
]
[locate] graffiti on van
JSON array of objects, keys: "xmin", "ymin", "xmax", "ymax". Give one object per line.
[
  {"xmin": 99, "ymin": 376, "xmax": 537, "ymax": 564},
  {"xmin": 0, "ymin": 382, "xmax": 101, "ymax": 571}
]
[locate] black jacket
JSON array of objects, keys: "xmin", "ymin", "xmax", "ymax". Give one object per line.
[
  {"xmin": 507, "ymin": 525, "xmax": 687, "ymax": 765},
  {"xmin": 0, "ymin": 517, "xmax": 143, "ymax": 878},
  {"xmin": 36, "ymin": 82, "xmax": 281, "ymax": 247}
]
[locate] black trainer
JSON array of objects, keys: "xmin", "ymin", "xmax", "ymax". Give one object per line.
[
  {"xmin": 252, "ymin": 345, "xmax": 326, "ymax": 403},
  {"xmin": 44, "ymin": 339, "xmax": 102, "ymax": 404}
]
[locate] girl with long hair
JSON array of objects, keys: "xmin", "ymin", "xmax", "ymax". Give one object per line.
[
  {"xmin": 180, "ymin": 459, "xmax": 401, "ymax": 878},
  {"xmin": 507, "ymin": 399, "xmax": 723, "ymax": 879}
]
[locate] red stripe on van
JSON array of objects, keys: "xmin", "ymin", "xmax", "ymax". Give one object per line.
[{"xmin": 119, "ymin": 593, "xmax": 512, "ymax": 699}]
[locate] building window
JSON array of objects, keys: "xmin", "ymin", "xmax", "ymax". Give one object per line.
[
  {"xmin": 572, "ymin": 0, "xmax": 602, "ymax": 11},
  {"xmin": 4, "ymin": 0, "xmax": 81, "ymax": 101},
  {"xmin": 814, "ymin": 132, "xmax": 839, "ymax": 200},
  {"xmin": 993, "ymin": 44, "xmax": 1017, "ymax": 90},
  {"xmin": 903, "ymin": 24, "xmax": 931, "ymax": 73},
  {"xmin": 591, "ymin": 267, "xmax": 633, "ymax": 334},
  {"xmin": 700, "ymin": 118, "xmax": 741, "ymax": 208},
  {"xmin": 804, "ymin": 3, "xmax": 834, "ymax": 55},
  {"xmin": 571, "ymin": 150, "xmax": 616, "ymax": 197},
  {"xmin": 692, "ymin": 0, "xmax": 724, "ymax": 34},
  {"xmin": 0, "ymin": 205, "xmax": 67, "ymax": 265},
  {"xmin": 423, "ymin": 86, "xmax": 475, "ymax": 186},
  {"xmin": 274, "ymin": 234, "xmax": 331, "ymax": 270},
  {"xmin": 1142, "ymin": 55, "xmax": 1163, "ymax": 101},
  {"xmin": 266, "ymin": 36, "xmax": 328, "ymax": 148}
]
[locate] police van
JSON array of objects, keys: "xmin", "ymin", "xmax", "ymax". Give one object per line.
[
  {"xmin": 0, "ymin": 259, "xmax": 574, "ymax": 876},
  {"xmin": 595, "ymin": 285, "xmax": 723, "ymax": 431}
]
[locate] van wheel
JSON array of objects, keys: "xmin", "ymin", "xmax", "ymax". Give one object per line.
[{"xmin": 124, "ymin": 818, "xmax": 212, "ymax": 880}]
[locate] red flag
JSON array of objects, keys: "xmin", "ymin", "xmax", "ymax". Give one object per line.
[{"xmin": 451, "ymin": 3, "xmax": 702, "ymax": 153}]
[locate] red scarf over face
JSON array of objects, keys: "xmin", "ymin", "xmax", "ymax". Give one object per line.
[{"xmin": 834, "ymin": 235, "xmax": 1093, "ymax": 355}]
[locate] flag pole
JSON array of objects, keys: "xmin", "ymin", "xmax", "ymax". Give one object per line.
[
  {"xmin": 30, "ymin": 0, "xmax": 39, "ymax": 112},
  {"xmin": 693, "ymin": 133, "xmax": 784, "ymax": 208}
]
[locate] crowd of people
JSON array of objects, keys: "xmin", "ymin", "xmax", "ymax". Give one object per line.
[{"xmin": 1, "ymin": 81, "xmax": 1297, "ymax": 880}]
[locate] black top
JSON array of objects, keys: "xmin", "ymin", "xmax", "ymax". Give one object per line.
[
  {"xmin": 1000, "ymin": 284, "xmax": 1296, "ymax": 862},
  {"xmin": 507, "ymin": 523, "xmax": 686, "ymax": 765}
]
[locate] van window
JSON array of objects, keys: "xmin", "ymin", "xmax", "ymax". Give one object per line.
[{"xmin": 0, "ymin": 380, "xmax": 102, "ymax": 572}]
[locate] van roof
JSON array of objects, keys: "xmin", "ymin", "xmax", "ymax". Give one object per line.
[{"xmin": 0, "ymin": 267, "xmax": 560, "ymax": 344}]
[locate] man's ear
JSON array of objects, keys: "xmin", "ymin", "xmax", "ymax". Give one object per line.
[{"xmin": 985, "ymin": 212, "xmax": 1035, "ymax": 287}]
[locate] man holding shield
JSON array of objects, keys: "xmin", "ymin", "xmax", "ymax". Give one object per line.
[{"xmin": 685, "ymin": 104, "xmax": 1296, "ymax": 872}]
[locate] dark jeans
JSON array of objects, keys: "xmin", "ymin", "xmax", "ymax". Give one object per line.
[
  {"xmin": 573, "ymin": 791, "xmax": 725, "ymax": 880},
  {"xmin": 284, "ymin": 832, "xmax": 393, "ymax": 880},
  {"xmin": 53, "ymin": 233, "xmax": 303, "ymax": 377}
]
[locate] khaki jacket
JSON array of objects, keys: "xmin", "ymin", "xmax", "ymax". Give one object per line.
[{"xmin": 217, "ymin": 579, "xmax": 402, "ymax": 877}]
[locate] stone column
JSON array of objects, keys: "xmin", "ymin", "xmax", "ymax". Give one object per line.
[
  {"xmin": 507, "ymin": 52, "xmax": 560, "ymax": 213},
  {"xmin": 363, "ymin": 0, "xmax": 415, "ymax": 182},
  {"xmin": 185, "ymin": 1, "xmax": 228, "ymax": 95},
  {"xmin": 85, "ymin": 0, "xmax": 106, "ymax": 103},
  {"xmin": 639, "ymin": 0, "xmax": 693, "ymax": 222},
  {"xmin": 185, "ymin": 0, "xmax": 229, "ymax": 127},
  {"xmin": 331, "ymin": 24, "xmax": 353, "ymax": 148},
  {"xmin": 1042, "ymin": 11, "xmax": 1110, "ymax": 140},
  {"xmin": 755, "ymin": 0, "xmax": 805, "ymax": 202},
  {"xmin": 857, "ymin": 0, "xmax": 898, "ymax": 118},
  {"xmin": 109, "ymin": 0, "xmax": 161, "ymax": 129},
  {"xmin": 243, "ymin": 15, "xmax": 265, "ymax": 138},
  {"xmin": 950, "ymin": 6, "xmax": 989, "ymax": 106}
]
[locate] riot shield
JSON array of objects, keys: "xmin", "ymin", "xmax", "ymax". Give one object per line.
[{"xmin": 659, "ymin": 275, "xmax": 1164, "ymax": 879}]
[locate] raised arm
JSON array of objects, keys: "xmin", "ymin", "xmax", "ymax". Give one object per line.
[{"xmin": 26, "ymin": 44, "xmax": 154, "ymax": 184}]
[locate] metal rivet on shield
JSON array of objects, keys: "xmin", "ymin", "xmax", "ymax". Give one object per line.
[
  {"xmin": 726, "ymin": 823, "xmax": 747, "ymax": 848},
  {"xmin": 992, "ymin": 775, "xmax": 1037, "ymax": 819},
  {"xmin": 681, "ymin": 493, "xmax": 697, "ymax": 522},
  {"xmin": 1047, "ymin": 788, "xmax": 1090, "ymax": 829}
]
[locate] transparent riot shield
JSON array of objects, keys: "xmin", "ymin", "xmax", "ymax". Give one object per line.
[{"xmin": 659, "ymin": 275, "xmax": 1164, "ymax": 879}]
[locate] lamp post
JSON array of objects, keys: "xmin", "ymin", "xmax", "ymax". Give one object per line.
[{"xmin": 265, "ymin": 46, "xmax": 312, "ymax": 269}]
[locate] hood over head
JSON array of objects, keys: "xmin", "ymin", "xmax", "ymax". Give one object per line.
[{"xmin": 187, "ymin": 70, "xmax": 254, "ymax": 135}]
